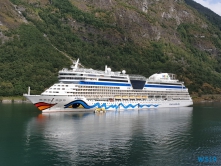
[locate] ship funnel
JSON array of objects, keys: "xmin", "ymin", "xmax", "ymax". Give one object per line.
[
  {"xmin": 105, "ymin": 65, "xmax": 107, "ymax": 73},
  {"xmin": 28, "ymin": 86, "xmax": 30, "ymax": 95}
]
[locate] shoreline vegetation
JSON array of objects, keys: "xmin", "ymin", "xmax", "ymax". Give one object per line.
[
  {"xmin": 192, "ymin": 94, "xmax": 221, "ymax": 103},
  {"xmin": 1, "ymin": 95, "xmax": 221, "ymax": 104},
  {"xmin": 0, "ymin": 96, "xmax": 31, "ymax": 103}
]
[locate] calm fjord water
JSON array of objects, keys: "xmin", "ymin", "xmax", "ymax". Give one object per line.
[{"xmin": 0, "ymin": 103, "xmax": 221, "ymax": 166}]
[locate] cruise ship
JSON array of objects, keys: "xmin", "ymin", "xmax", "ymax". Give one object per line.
[{"xmin": 24, "ymin": 59, "xmax": 193, "ymax": 112}]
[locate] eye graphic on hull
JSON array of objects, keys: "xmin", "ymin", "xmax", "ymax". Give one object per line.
[
  {"xmin": 72, "ymin": 103, "xmax": 80, "ymax": 108},
  {"xmin": 65, "ymin": 100, "xmax": 90, "ymax": 109},
  {"xmin": 71, "ymin": 103, "xmax": 84, "ymax": 108}
]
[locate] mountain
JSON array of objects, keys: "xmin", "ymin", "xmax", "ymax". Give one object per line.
[
  {"xmin": 184, "ymin": 0, "xmax": 221, "ymax": 30},
  {"xmin": 1, "ymin": 0, "xmax": 221, "ymax": 96}
]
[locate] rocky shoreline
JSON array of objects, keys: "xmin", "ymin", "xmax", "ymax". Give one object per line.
[
  {"xmin": 0, "ymin": 99, "xmax": 31, "ymax": 103},
  {"xmin": 192, "ymin": 94, "xmax": 221, "ymax": 103}
]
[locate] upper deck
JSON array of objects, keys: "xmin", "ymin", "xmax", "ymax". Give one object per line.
[
  {"xmin": 57, "ymin": 59, "xmax": 185, "ymax": 90},
  {"xmin": 59, "ymin": 59, "xmax": 127, "ymax": 77},
  {"xmin": 147, "ymin": 73, "xmax": 182, "ymax": 84}
]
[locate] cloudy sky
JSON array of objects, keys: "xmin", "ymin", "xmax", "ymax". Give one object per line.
[{"xmin": 193, "ymin": 0, "xmax": 221, "ymax": 16}]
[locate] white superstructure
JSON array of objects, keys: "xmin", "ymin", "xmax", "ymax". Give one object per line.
[{"xmin": 24, "ymin": 59, "xmax": 193, "ymax": 112}]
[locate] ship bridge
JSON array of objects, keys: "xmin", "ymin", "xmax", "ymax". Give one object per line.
[{"xmin": 129, "ymin": 75, "xmax": 146, "ymax": 89}]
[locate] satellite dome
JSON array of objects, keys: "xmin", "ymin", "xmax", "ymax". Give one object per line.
[{"xmin": 107, "ymin": 68, "xmax": 111, "ymax": 72}]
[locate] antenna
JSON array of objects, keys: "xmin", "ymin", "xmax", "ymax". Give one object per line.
[
  {"xmin": 105, "ymin": 65, "xmax": 107, "ymax": 73},
  {"xmin": 74, "ymin": 58, "xmax": 79, "ymax": 70}
]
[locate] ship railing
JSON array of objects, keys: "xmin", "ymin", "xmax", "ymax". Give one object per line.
[
  {"xmin": 60, "ymin": 68, "xmax": 102, "ymax": 74},
  {"xmin": 61, "ymin": 68, "xmax": 126, "ymax": 76},
  {"xmin": 147, "ymin": 79, "xmax": 182, "ymax": 83}
]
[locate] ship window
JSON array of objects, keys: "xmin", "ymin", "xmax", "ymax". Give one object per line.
[
  {"xmin": 66, "ymin": 85, "xmax": 68, "ymax": 87},
  {"xmin": 62, "ymin": 88, "xmax": 65, "ymax": 90},
  {"xmin": 57, "ymin": 88, "xmax": 60, "ymax": 90},
  {"xmin": 39, "ymin": 99, "xmax": 42, "ymax": 101}
]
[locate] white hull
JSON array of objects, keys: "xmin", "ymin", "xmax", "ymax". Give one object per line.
[
  {"xmin": 24, "ymin": 59, "xmax": 193, "ymax": 113},
  {"xmin": 24, "ymin": 95, "xmax": 193, "ymax": 113}
]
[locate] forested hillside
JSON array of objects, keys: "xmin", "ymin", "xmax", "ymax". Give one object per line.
[
  {"xmin": 184, "ymin": 0, "xmax": 221, "ymax": 30},
  {"xmin": 1, "ymin": 0, "xmax": 221, "ymax": 96}
]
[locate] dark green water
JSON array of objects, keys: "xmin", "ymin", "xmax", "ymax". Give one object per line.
[{"xmin": 0, "ymin": 103, "xmax": 221, "ymax": 166}]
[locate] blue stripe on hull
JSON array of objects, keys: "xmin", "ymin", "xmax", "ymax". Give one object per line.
[
  {"xmin": 64, "ymin": 100, "xmax": 159, "ymax": 109},
  {"xmin": 145, "ymin": 84, "xmax": 186, "ymax": 89},
  {"xmin": 79, "ymin": 81, "xmax": 131, "ymax": 87}
]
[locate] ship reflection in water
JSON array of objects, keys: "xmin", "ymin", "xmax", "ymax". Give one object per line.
[{"xmin": 25, "ymin": 108, "xmax": 194, "ymax": 165}]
